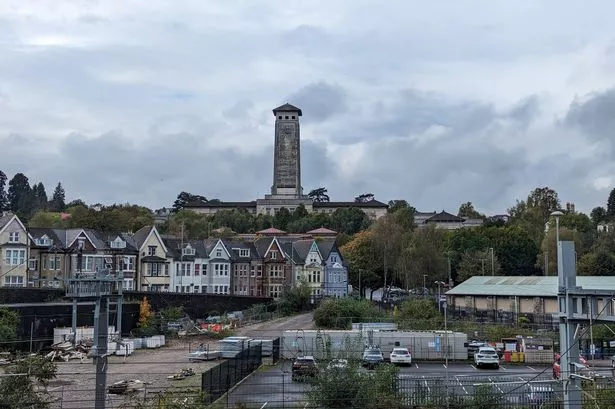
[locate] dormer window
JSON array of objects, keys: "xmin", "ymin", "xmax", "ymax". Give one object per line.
[
  {"xmin": 183, "ymin": 245, "xmax": 195, "ymax": 256},
  {"xmin": 270, "ymin": 250, "xmax": 278, "ymax": 260},
  {"xmin": 110, "ymin": 237, "xmax": 126, "ymax": 249},
  {"xmin": 148, "ymin": 245, "xmax": 157, "ymax": 256},
  {"xmin": 240, "ymin": 249, "xmax": 250, "ymax": 257},
  {"xmin": 8, "ymin": 232, "xmax": 19, "ymax": 243},
  {"xmin": 35, "ymin": 235, "xmax": 52, "ymax": 246},
  {"xmin": 215, "ymin": 249, "xmax": 222, "ymax": 258}
]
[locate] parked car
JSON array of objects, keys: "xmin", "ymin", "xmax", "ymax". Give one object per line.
[
  {"xmin": 389, "ymin": 347, "xmax": 412, "ymax": 366},
  {"xmin": 466, "ymin": 341, "xmax": 488, "ymax": 358},
  {"xmin": 362, "ymin": 347, "xmax": 384, "ymax": 369},
  {"xmin": 474, "ymin": 346, "xmax": 499, "ymax": 369},
  {"xmin": 291, "ymin": 356, "xmax": 317, "ymax": 381}
]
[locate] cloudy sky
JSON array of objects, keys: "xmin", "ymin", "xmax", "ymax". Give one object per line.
[{"xmin": 2, "ymin": 0, "xmax": 615, "ymax": 215}]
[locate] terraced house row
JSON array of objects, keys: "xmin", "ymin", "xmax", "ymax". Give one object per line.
[{"xmin": 0, "ymin": 212, "xmax": 348, "ymax": 298}]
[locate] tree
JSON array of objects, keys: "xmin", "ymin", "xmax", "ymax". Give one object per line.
[
  {"xmin": 49, "ymin": 182, "xmax": 66, "ymax": 212},
  {"xmin": 277, "ymin": 279, "xmax": 312, "ymax": 315},
  {"xmin": 590, "ymin": 206, "xmax": 607, "ymax": 225},
  {"xmin": 273, "ymin": 207, "xmax": 291, "ymax": 231},
  {"xmin": 538, "ymin": 226, "xmax": 582, "ymax": 275},
  {"xmin": 172, "ymin": 191, "xmax": 207, "ymax": 212},
  {"xmin": 340, "ymin": 230, "xmax": 383, "ymax": 296},
  {"xmin": 388, "ymin": 199, "xmax": 410, "ymax": 213},
  {"xmin": 457, "ymin": 201, "xmax": 483, "ymax": 219},
  {"xmin": 7, "ymin": 173, "xmax": 35, "ymax": 218},
  {"xmin": 32, "ymin": 182, "xmax": 48, "ymax": 211},
  {"xmin": 371, "ymin": 213, "xmax": 406, "ymax": 286},
  {"xmin": 608, "ymin": 188, "xmax": 615, "ymax": 216},
  {"xmin": 65, "ymin": 199, "xmax": 85, "ymax": 208},
  {"xmin": 456, "ymin": 249, "xmax": 501, "ymax": 281},
  {"xmin": 578, "ymin": 249, "xmax": 615, "ymax": 276},
  {"xmin": 526, "ymin": 186, "xmax": 560, "ymax": 222},
  {"xmin": 354, "ymin": 193, "xmax": 375, "ymax": 203},
  {"xmin": 0, "ymin": 354, "xmax": 57, "ymax": 409},
  {"xmin": 330, "ymin": 207, "xmax": 371, "ymax": 235},
  {"xmin": 0, "ymin": 171, "xmax": 7, "ymax": 211},
  {"xmin": 396, "ymin": 226, "xmax": 448, "ymax": 288},
  {"xmin": 0, "ymin": 307, "xmax": 19, "ymax": 345},
  {"xmin": 396, "ymin": 299, "xmax": 443, "ymax": 330},
  {"xmin": 28, "ymin": 211, "xmax": 67, "ymax": 228},
  {"xmin": 307, "ymin": 187, "xmax": 330, "ymax": 202}
]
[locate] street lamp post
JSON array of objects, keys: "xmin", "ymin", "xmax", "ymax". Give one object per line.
[
  {"xmin": 551, "ymin": 211, "xmax": 564, "ymax": 276},
  {"xmin": 489, "ymin": 247, "xmax": 495, "ymax": 276},
  {"xmin": 435, "ymin": 281, "xmax": 445, "ymax": 313}
]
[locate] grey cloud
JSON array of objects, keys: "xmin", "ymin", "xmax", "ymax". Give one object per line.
[
  {"xmin": 288, "ymin": 81, "xmax": 347, "ymax": 122},
  {"xmin": 507, "ymin": 96, "xmax": 540, "ymax": 126},
  {"xmin": 564, "ymin": 87, "xmax": 615, "ymax": 140}
]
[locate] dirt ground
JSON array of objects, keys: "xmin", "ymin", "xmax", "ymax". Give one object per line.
[
  {"xmin": 48, "ymin": 336, "xmax": 221, "ymax": 409},
  {"xmin": 46, "ymin": 313, "xmax": 314, "ymax": 409}
]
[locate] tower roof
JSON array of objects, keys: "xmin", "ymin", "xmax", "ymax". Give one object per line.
[{"xmin": 273, "ymin": 103, "xmax": 302, "ymax": 116}]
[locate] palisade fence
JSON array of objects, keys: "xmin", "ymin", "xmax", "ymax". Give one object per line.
[{"xmin": 201, "ymin": 344, "xmax": 262, "ymax": 405}]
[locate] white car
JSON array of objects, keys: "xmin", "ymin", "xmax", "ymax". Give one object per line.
[
  {"xmin": 389, "ymin": 347, "xmax": 412, "ymax": 366},
  {"xmin": 474, "ymin": 347, "xmax": 499, "ymax": 369}
]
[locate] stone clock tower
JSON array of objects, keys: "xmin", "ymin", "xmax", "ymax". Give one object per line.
[
  {"xmin": 271, "ymin": 103, "xmax": 303, "ymax": 198},
  {"xmin": 256, "ymin": 103, "xmax": 313, "ymax": 215}
]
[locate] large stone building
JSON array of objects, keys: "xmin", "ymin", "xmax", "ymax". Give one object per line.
[{"xmin": 184, "ymin": 103, "xmax": 389, "ymax": 220}]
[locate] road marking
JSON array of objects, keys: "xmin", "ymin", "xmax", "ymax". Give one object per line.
[
  {"xmin": 415, "ymin": 363, "xmax": 419, "ymax": 368},
  {"xmin": 456, "ymin": 377, "xmax": 469, "ymax": 395},
  {"xmin": 260, "ymin": 403, "xmax": 268, "ymax": 409},
  {"xmin": 527, "ymin": 366, "xmax": 537, "ymax": 372},
  {"xmin": 443, "ymin": 363, "xmax": 447, "ymax": 369},
  {"xmin": 471, "ymin": 364, "xmax": 477, "ymax": 370},
  {"xmin": 499, "ymin": 365, "xmax": 507, "ymax": 371},
  {"xmin": 488, "ymin": 377, "xmax": 504, "ymax": 394}
]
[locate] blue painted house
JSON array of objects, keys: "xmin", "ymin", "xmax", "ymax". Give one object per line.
[{"xmin": 318, "ymin": 239, "xmax": 348, "ymax": 297}]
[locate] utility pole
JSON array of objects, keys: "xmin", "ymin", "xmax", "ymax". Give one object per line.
[
  {"xmin": 545, "ymin": 251, "xmax": 549, "ymax": 276},
  {"xmin": 71, "ymin": 237, "xmax": 85, "ymax": 346},
  {"xmin": 489, "ymin": 247, "xmax": 495, "ymax": 276},
  {"xmin": 66, "ymin": 268, "xmax": 123, "ymax": 409}
]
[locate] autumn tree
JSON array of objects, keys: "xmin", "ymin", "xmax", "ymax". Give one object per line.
[
  {"xmin": 371, "ymin": 213, "xmax": 406, "ymax": 287},
  {"xmin": 138, "ymin": 296, "xmax": 154, "ymax": 328},
  {"xmin": 396, "ymin": 226, "xmax": 448, "ymax": 288},
  {"xmin": 456, "ymin": 249, "xmax": 501, "ymax": 281},
  {"xmin": 340, "ymin": 230, "xmax": 383, "ymax": 297}
]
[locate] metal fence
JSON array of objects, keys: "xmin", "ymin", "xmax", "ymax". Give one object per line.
[{"xmin": 201, "ymin": 344, "xmax": 262, "ymax": 405}]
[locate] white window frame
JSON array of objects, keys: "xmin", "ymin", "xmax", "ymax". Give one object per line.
[
  {"xmin": 8, "ymin": 232, "xmax": 19, "ymax": 243},
  {"xmin": 5, "ymin": 249, "xmax": 26, "ymax": 266}
]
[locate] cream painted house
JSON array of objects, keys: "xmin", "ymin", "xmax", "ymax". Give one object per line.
[
  {"xmin": 0, "ymin": 213, "xmax": 30, "ymax": 287},
  {"xmin": 133, "ymin": 226, "xmax": 169, "ymax": 292}
]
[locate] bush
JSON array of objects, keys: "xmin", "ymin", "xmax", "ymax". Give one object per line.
[
  {"xmin": 308, "ymin": 362, "xmax": 403, "ymax": 409},
  {"xmin": 314, "ymin": 298, "xmax": 385, "ymax": 329},
  {"xmin": 396, "ymin": 299, "xmax": 444, "ymax": 330},
  {"xmin": 277, "ymin": 279, "xmax": 312, "ymax": 316}
]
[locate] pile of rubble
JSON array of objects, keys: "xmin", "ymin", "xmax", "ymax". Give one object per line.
[{"xmin": 44, "ymin": 339, "xmax": 92, "ymax": 362}]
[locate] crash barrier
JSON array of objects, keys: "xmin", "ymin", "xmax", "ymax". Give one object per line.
[
  {"xmin": 201, "ymin": 344, "xmax": 262, "ymax": 405},
  {"xmin": 282, "ymin": 329, "xmax": 468, "ymax": 361}
]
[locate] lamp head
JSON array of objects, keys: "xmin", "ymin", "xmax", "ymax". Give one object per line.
[{"xmin": 550, "ymin": 210, "xmax": 564, "ymax": 218}]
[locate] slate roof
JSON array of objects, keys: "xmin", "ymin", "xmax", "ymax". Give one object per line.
[
  {"xmin": 446, "ymin": 275, "xmax": 615, "ymax": 297},
  {"xmin": 426, "ymin": 211, "xmax": 464, "ymax": 223},
  {"xmin": 273, "ymin": 103, "xmax": 303, "ymax": 116},
  {"xmin": 28, "ymin": 228, "xmax": 63, "ymax": 248},
  {"xmin": 0, "ymin": 212, "xmax": 15, "ymax": 230},
  {"xmin": 316, "ymin": 239, "xmax": 336, "ymax": 259},
  {"xmin": 132, "ymin": 226, "xmax": 152, "ymax": 249},
  {"xmin": 163, "ymin": 238, "xmax": 208, "ymax": 260},
  {"xmin": 224, "ymin": 239, "xmax": 258, "ymax": 262},
  {"xmin": 312, "ymin": 199, "xmax": 388, "ymax": 208}
]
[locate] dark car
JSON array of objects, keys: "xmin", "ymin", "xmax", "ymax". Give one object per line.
[
  {"xmin": 362, "ymin": 347, "xmax": 384, "ymax": 369},
  {"xmin": 292, "ymin": 356, "xmax": 317, "ymax": 381}
]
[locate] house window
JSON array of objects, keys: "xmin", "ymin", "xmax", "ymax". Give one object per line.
[
  {"xmin": 180, "ymin": 263, "xmax": 191, "ymax": 276},
  {"xmin": 250, "ymin": 286, "xmax": 254, "ymax": 296},
  {"xmin": 269, "ymin": 284, "xmax": 282, "ymax": 298},
  {"xmin": 147, "ymin": 263, "xmax": 163, "ymax": 276},
  {"xmin": 250, "ymin": 265, "xmax": 256, "ymax": 277},
  {"xmin": 331, "ymin": 255, "xmax": 338, "ymax": 263},
  {"xmin": 49, "ymin": 256, "xmax": 61, "ymax": 270},
  {"xmin": 4, "ymin": 249, "xmax": 26, "ymax": 266},
  {"xmin": 148, "ymin": 246, "xmax": 157, "ymax": 256},
  {"xmin": 214, "ymin": 285, "xmax": 219, "ymax": 294},
  {"xmin": 270, "ymin": 250, "xmax": 278, "ymax": 260},
  {"xmin": 257, "ymin": 265, "xmax": 263, "ymax": 277},
  {"xmin": 4, "ymin": 275, "xmax": 24, "ymax": 287},
  {"xmin": 182, "ymin": 245, "xmax": 195, "ymax": 256},
  {"xmin": 122, "ymin": 279, "xmax": 134, "ymax": 290},
  {"xmin": 28, "ymin": 258, "xmax": 38, "ymax": 271},
  {"xmin": 8, "ymin": 232, "xmax": 19, "ymax": 243},
  {"xmin": 216, "ymin": 249, "xmax": 222, "ymax": 258},
  {"xmin": 123, "ymin": 257, "xmax": 135, "ymax": 271},
  {"xmin": 240, "ymin": 249, "xmax": 250, "ymax": 257},
  {"xmin": 194, "ymin": 264, "xmax": 200, "ymax": 276},
  {"xmin": 285, "ymin": 115, "xmax": 289, "ymax": 119},
  {"xmin": 194, "ymin": 286, "xmax": 200, "ymax": 293},
  {"xmin": 202, "ymin": 264, "xmax": 207, "ymax": 275},
  {"xmin": 269, "ymin": 265, "xmax": 283, "ymax": 278}
]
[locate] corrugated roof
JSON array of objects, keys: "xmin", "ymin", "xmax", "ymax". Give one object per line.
[{"xmin": 446, "ymin": 275, "xmax": 615, "ymax": 297}]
